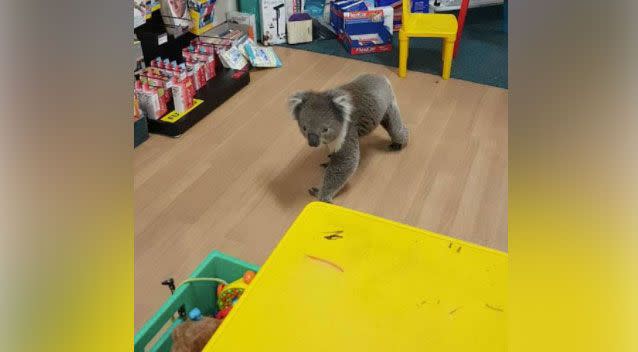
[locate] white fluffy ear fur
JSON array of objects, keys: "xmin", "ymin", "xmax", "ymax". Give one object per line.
[
  {"xmin": 288, "ymin": 91, "xmax": 308, "ymax": 118},
  {"xmin": 326, "ymin": 89, "xmax": 353, "ymax": 154},
  {"xmin": 327, "ymin": 118, "xmax": 349, "ymax": 154},
  {"xmin": 331, "ymin": 90, "xmax": 353, "ymax": 123}
]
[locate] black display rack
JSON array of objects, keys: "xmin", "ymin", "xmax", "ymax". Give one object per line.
[{"xmin": 134, "ymin": 10, "xmax": 250, "ymax": 137}]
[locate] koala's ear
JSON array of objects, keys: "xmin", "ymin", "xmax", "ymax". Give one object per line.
[
  {"xmin": 330, "ymin": 89, "xmax": 353, "ymax": 123},
  {"xmin": 288, "ymin": 91, "xmax": 309, "ymax": 119}
]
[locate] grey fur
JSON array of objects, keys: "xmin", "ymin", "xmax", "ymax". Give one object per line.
[{"xmin": 288, "ymin": 74, "xmax": 409, "ymax": 202}]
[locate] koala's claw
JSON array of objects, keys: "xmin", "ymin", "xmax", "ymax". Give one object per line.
[
  {"xmin": 309, "ymin": 187, "xmax": 333, "ymax": 203},
  {"xmin": 388, "ymin": 142, "xmax": 404, "ymax": 151},
  {"xmin": 320, "ymin": 162, "xmax": 329, "ymax": 168}
]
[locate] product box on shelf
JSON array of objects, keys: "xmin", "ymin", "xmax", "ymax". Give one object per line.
[
  {"xmin": 171, "ymin": 76, "xmax": 195, "ymax": 113},
  {"xmin": 184, "ymin": 60, "xmax": 207, "ymax": 90},
  {"xmin": 227, "ymin": 11, "xmax": 258, "ymax": 41},
  {"xmin": 134, "ymin": 36, "xmax": 145, "ymax": 74},
  {"xmin": 139, "ymin": 67, "xmax": 172, "ymax": 111},
  {"xmin": 260, "ymin": 0, "xmax": 287, "ymax": 45},
  {"xmin": 159, "ymin": 0, "xmax": 193, "ymax": 37},
  {"xmin": 175, "ymin": 63, "xmax": 198, "ymax": 98},
  {"xmin": 198, "ymin": 23, "xmax": 249, "ymax": 49},
  {"xmin": 365, "ymin": 0, "xmax": 402, "ymax": 31},
  {"xmin": 182, "ymin": 45, "xmax": 217, "ymax": 81},
  {"xmin": 149, "ymin": 0, "xmax": 161, "ymax": 11},
  {"xmin": 188, "ymin": 0, "xmax": 217, "ymax": 35},
  {"xmin": 330, "ymin": 0, "xmax": 369, "ymax": 35},
  {"xmin": 195, "ymin": 24, "xmax": 250, "ymax": 71},
  {"xmin": 133, "ymin": 87, "xmax": 149, "ymax": 148},
  {"xmin": 330, "ymin": 1, "xmax": 393, "ymax": 35},
  {"xmin": 329, "ymin": 0, "xmax": 394, "ymax": 54},
  {"xmin": 374, "ymin": 0, "xmax": 402, "ymax": 31},
  {"xmin": 135, "ymin": 80, "xmax": 168, "ymax": 120},
  {"xmin": 218, "ymin": 47, "xmax": 249, "ymax": 70},
  {"xmin": 148, "ymin": 58, "xmax": 198, "ymax": 99},
  {"xmin": 138, "ymin": 59, "xmax": 199, "ymax": 117},
  {"xmin": 141, "ymin": 66, "xmax": 171, "ymax": 87},
  {"xmin": 134, "ymin": 0, "xmax": 148, "ymax": 26},
  {"xmin": 340, "ymin": 8, "xmax": 393, "ymax": 55},
  {"xmin": 287, "ymin": 12, "xmax": 313, "ymax": 44},
  {"xmin": 244, "ymin": 40, "xmax": 283, "ymax": 67}
]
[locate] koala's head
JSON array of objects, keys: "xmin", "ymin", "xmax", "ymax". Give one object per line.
[{"xmin": 288, "ymin": 89, "xmax": 352, "ymax": 148}]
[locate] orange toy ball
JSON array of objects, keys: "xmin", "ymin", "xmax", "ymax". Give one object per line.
[{"xmin": 243, "ymin": 271, "xmax": 256, "ymax": 284}]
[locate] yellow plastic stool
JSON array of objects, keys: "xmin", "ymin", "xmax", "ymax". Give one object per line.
[{"xmin": 398, "ymin": 8, "xmax": 458, "ymax": 79}]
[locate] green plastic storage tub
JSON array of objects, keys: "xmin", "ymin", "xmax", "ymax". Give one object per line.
[{"xmin": 134, "ymin": 251, "xmax": 259, "ymax": 352}]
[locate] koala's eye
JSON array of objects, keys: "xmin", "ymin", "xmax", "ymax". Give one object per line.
[
  {"xmin": 302, "ymin": 126, "xmax": 307, "ymax": 131},
  {"xmin": 322, "ymin": 128, "xmax": 329, "ymax": 133}
]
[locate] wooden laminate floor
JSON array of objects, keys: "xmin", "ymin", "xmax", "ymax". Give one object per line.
[{"xmin": 134, "ymin": 47, "xmax": 508, "ymax": 331}]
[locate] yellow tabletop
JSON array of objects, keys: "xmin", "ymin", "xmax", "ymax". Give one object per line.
[{"xmin": 204, "ymin": 202, "xmax": 507, "ymax": 351}]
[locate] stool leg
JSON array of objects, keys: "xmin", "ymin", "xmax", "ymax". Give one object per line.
[
  {"xmin": 398, "ymin": 33, "xmax": 409, "ymax": 78},
  {"xmin": 442, "ymin": 38, "xmax": 454, "ymax": 80}
]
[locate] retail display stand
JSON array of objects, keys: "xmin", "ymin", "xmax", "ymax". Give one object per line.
[{"xmin": 134, "ymin": 9, "xmax": 250, "ymax": 137}]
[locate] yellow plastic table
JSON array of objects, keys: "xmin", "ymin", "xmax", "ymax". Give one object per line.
[{"xmin": 204, "ymin": 202, "xmax": 507, "ymax": 351}]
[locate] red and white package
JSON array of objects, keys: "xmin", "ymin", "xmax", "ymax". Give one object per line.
[
  {"xmin": 177, "ymin": 65, "xmax": 197, "ymax": 98},
  {"xmin": 135, "ymin": 80, "xmax": 164, "ymax": 119},
  {"xmin": 185, "ymin": 59, "xmax": 207, "ymax": 90},
  {"xmin": 171, "ymin": 76, "xmax": 194, "ymax": 113},
  {"xmin": 195, "ymin": 45, "xmax": 216, "ymax": 81}
]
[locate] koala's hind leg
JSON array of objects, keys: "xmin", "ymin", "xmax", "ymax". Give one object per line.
[{"xmin": 381, "ymin": 101, "xmax": 409, "ymax": 151}]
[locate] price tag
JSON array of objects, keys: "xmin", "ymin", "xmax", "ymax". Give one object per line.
[{"xmin": 158, "ymin": 33, "xmax": 168, "ymax": 45}]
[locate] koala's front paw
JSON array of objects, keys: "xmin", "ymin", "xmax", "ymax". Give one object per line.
[{"xmin": 309, "ymin": 188, "xmax": 333, "ymax": 203}]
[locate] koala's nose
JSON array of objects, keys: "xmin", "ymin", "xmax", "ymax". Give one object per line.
[{"xmin": 308, "ymin": 133, "xmax": 320, "ymax": 147}]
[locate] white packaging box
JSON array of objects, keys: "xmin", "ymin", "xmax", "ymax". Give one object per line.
[
  {"xmin": 287, "ymin": 14, "xmax": 313, "ymax": 44},
  {"xmin": 260, "ymin": 0, "xmax": 287, "ymax": 45}
]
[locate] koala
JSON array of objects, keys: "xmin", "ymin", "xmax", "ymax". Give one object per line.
[{"xmin": 288, "ymin": 74, "xmax": 409, "ymax": 203}]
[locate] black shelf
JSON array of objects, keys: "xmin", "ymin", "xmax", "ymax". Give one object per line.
[
  {"xmin": 135, "ymin": 9, "xmax": 250, "ymax": 137},
  {"xmin": 147, "ymin": 67, "xmax": 249, "ymax": 137}
]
